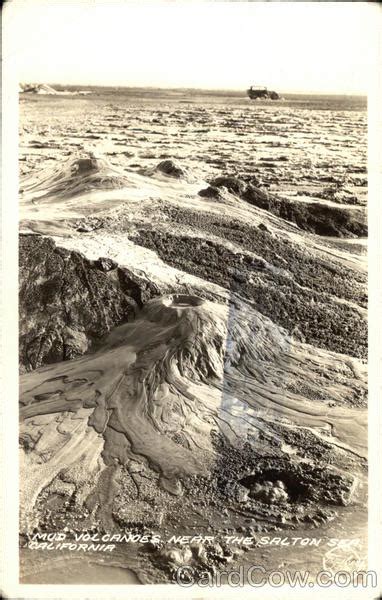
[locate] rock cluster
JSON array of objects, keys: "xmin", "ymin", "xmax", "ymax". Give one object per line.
[{"xmin": 19, "ymin": 234, "xmax": 159, "ymax": 371}]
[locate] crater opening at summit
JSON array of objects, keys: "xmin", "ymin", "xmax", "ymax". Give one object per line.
[{"xmin": 163, "ymin": 294, "xmax": 205, "ymax": 309}]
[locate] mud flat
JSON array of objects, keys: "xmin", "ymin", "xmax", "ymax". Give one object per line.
[{"xmin": 19, "ymin": 91, "xmax": 367, "ymax": 583}]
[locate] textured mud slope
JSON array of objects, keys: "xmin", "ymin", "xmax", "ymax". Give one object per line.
[
  {"xmin": 18, "ymin": 94, "xmax": 368, "ymax": 581},
  {"xmin": 132, "ymin": 228, "xmax": 366, "ymax": 358},
  {"xmin": 19, "ymin": 157, "xmax": 367, "ymax": 361},
  {"xmin": 208, "ymin": 176, "xmax": 367, "ymax": 238},
  {"xmin": 20, "ymin": 295, "xmax": 366, "ymax": 538},
  {"xmin": 19, "ymin": 234, "xmax": 159, "ymax": 371},
  {"xmin": 155, "ymin": 204, "xmax": 366, "ymax": 303}
]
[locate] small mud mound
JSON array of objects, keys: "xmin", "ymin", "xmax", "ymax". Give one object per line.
[
  {"xmin": 155, "ymin": 159, "xmax": 186, "ymax": 179},
  {"xmin": 70, "ymin": 157, "xmax": 100, "ymax": 175},
  {"xmin": 139, "ymin": 295, "xmax": 227, "ymax": 381},
  {"xmin": 209, "ymin": 176, "xmax": 246, "ymax": 195},
  {"xmin": 198, "ymin": 185, "xmax": 221, "ymax": 199},
  {"xmin": 20, "ymin": 154, "xmax": 133, "ymax": 201}
]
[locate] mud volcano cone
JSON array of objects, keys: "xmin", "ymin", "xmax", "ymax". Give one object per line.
[{"xmin": 19, "ymin": 295, "xmax": 230, "ymax": 528}]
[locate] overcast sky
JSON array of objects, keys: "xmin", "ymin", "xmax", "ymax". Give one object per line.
[{"xmin": 3, "ymin": 0, "xmax": 378, "ymax": 93}]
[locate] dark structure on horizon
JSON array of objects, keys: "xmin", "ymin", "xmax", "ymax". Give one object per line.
[{"xmin": 247, "ymin": 85, "xmax": 280, "ymax": 100}]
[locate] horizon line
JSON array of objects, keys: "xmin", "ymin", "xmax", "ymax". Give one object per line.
[{"xmin": 25, "ymin": 82, "xmax": 368, "ymax": 97}]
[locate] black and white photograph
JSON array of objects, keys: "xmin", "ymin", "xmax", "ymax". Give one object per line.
[{"xmin": 1, "ymin": 0, "xmax": 381, "ymax": 597}]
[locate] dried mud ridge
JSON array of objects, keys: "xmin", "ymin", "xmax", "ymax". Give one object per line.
[{"xmin": 204, "ymin": 176, "xmax": 367, "ymax": 238}]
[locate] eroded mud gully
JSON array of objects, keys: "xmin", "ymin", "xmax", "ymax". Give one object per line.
[{"xmin": 19, "ymin": 95, "xmax": 368, "ymax": 582}]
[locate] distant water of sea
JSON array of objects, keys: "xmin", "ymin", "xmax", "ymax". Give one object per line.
[{"xmin": 47, "ymin": 85, "xmax": 367, "ymax": 111}]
